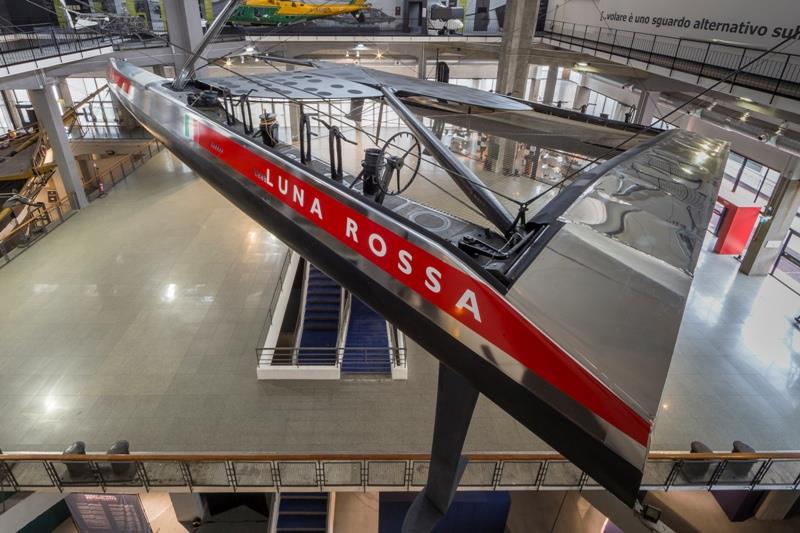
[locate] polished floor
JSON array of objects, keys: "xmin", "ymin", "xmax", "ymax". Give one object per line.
[{"xmin": 1, "ymin": 149, "xmax": 799, "ymax": 454}]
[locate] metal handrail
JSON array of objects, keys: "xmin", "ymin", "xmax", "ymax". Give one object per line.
[
  {"xmin": 2, "ymin": 450, "xmax": 799, "ymax": 494},
  {"xmin": 3, "ymin": 450, "xmax": 800, "ymax": 461},
  {"xmin": 81, "ymin": 140, "xmax": 164, "ymax": 196},
  {"xmin": 255, "ymin": 248, "xmax": 297, "ymax": 355},
  {"xmin": 541, "ymin": 19, "xmax": 800, "ymax": 102},
  {"xmin": 335, "ymin": 290, "xmax": 353, "ymax": 358},
  {"xmin": 258, "ymin": 346, "xmax": 407, "ymax": 366},
  {"xmin": 0, "ymin": 22, "xmax": 235, "ymax": 72},
  {"xmin": 0, "ymin": 195, "xmax": 69, "ymax": 267}
]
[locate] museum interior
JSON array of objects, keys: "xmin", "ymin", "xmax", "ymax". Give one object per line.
[{"xmin": 2, "ymin": 0, "xmax": 800, "ymax": 531}]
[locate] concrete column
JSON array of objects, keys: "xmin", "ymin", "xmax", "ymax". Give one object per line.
[
  {"xmin": 525, "ymin": 66, "xmax": 539, "ymax": 100},
  {"xmin": 417, "ymin": 43, "xmax": 426, "ymax": 80},
  {"xmin": 531, "ymin": 79, "xmax": 542, "ymax": 101},
  {"xmin": 740, "ymin": 156, "xmax": 800, "ymax": 275},
  {"xmin": 162, "ymin": 0, "xmax": 203, "ymax": 72},
  {"xmin": 634, "ymin": 90, "xmax": 660, "ymax": 125},
  {"xmin": 29, "ymin": 86, "xmax": 89, "ymax": 209},
  {"xmin": 77, "ymin": 158, "xmax": 96, "ymax": 182},
  {"xmin": 573, "ymin": 85, "xmax": 590, "ymax": 112},
  {"xmin": 152, "ymin": 64, "xmax": 168, "ymax": 77},
  {"xmin": 542, "ymin": 65, "xmax": 558, "ymax": 106},
  {"xmin": 498, "ymin": 138, "xmax": 519, "ymax": 175},
  {"xmin": 56, "ymin": 79, "xmax": 73, "ymax": 108},
  {"xmin": 285, "ymin": 65, "xmax": 301, "ymax": 142},
  {"xmin": 2, "ymin": 90, "xmax": 22, "ymax": 129},
  {"xmin": 348, "ymin": 98, "xmax": 364, "ymax": 123},
  {"xmin": 495, "ymin": 0, "xmax": 539, "ymax": 98}
]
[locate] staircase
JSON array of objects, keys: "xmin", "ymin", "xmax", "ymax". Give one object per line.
[
  {"xmin": 276, "ymin": 493, "xmax": 328, "ymax": 533},
  {"xmin": 342, "ymin": 297, "xmax": 391, "ymax": 374},
  {"xmin": 297, "ymin": 265, "xmax": 341, "ymax": 365}
]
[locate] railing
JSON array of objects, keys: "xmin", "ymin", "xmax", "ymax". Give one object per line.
[
  {"xmin": 256, "ymin": 248, "xmax": 298, "ymax": 349},
  {"xmin": 81, "ymin": 140, "xmax": 164, "ymax": 200},
  {"xmin": 0, "ymin": 22, "xmax": 240, "ymax": 74},
  {"xmin": 0, "ymin": 25, "xmax": 119, "ymax": 71},
  {"xmin": 1, "ymin": 451, "xmax": 799, "ymax": 494},
  {"xmin": 770, "ymin": 228, "xmax": 800, "ymax": 294},
  {"xmin": 0, "ymin": 195, "xmax": 71, "ymax": 267},
  {"xmin": 257, "ymin": 347, "xmax": 406, "ymax": 372},
  {"xmin": 336, "ymin": 290, "xmax": 352, "ymax": 352},
  {"xmin": 540, "ymin": 20, "xmax": 800, "ymax": 103},
  {"xmin": 387, "ymin": 324, "xmax": 406, "ymax": 371},
  {"xmin": 68, "ymin": 123, "xmax": 154, "ymax": 141}
]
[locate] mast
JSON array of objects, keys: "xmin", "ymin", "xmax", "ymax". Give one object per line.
[{"xmin": 172, "ymin": 0, "xmax": 245, "ymax": 90}]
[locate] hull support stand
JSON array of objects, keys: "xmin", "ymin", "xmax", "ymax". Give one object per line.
[{"xmin": 401, "ymin": 362, "xmax": 479, "ymax": 533}]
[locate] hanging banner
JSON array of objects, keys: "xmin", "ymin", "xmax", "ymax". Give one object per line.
[{"xmin": 548, "ymin": 0, "xmax": 800, "ymax": 50}]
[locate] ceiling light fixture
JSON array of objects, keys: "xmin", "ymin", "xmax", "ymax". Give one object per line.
[{"xmin": 575, "ymin": 62, "xmax": 589, "ymax": 67}]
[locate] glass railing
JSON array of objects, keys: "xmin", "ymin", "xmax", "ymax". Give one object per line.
[
  {"xmin": 1, "ymin": 451, "xmax": 798, "ymax": 493},
  {"xmin": 540, "ymin": 20, "xmax": 800, "ymax": 103}
]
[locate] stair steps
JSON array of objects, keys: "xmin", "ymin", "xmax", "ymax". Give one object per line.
[
  {"xmin": 297, "ymin": 265, "xmax": 341, "ymax": 365},
  {"xmin": 276, "ymin": 493, "xmax": 328, "ymax": 533},
  {"xmin": 342, "ymin": 297, "xmax": 391, "ymax": 374}
]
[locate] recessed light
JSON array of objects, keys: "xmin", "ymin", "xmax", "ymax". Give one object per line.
[
  {"xmin": 738, "ymin": 96, "xmax": 753, "ymax": 103},
  {"xmin": 575, "ymin": 62, "xmax": 589, "ymax": 67}
]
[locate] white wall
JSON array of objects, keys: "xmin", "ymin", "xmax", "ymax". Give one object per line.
[{"xmin": 547, "ymin": 0, "xmax": 800, "ymax": 51}]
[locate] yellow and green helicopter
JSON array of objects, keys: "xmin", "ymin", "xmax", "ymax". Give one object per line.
[{"xmin": 231, "ymin": 0, "xmax": 371, "ymax": 25}]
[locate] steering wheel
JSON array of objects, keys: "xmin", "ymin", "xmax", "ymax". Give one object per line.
[{"xmin": 378, "ymin": 131, "xmax": 421, "ymax": 196}]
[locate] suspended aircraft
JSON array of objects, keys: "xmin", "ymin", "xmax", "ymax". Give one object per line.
[
  {"xmin": 56, "ymin": 0, "xmax": 146, "ymax": 34},
  {"xmin": 230, "ymin": 0, "xmax": 372, "ymax": 25},
  {"xmin": 106, "ymin": 1, "xmax": 726, "ymax": 530}
]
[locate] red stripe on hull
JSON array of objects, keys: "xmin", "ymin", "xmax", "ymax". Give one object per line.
[{"xmin": 194, "ymin": 117, "xmax": 650, "ymax": 446}]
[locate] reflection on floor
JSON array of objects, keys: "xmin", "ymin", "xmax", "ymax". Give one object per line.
[{"xmin": 0, "ymin": 149, "xmax": 799, "ymax": 454}]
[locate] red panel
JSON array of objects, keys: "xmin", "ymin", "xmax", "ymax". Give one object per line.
[
  {"xmin": 193, "ymin": 121, "xmax": 651, "ymax": 446},
  {"xmin": 714, "ymin": 197, "xmax": 761, "ymax": 255}
]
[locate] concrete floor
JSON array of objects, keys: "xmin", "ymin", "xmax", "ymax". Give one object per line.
[{"xmin": 1, "ymin": 149, "xmax": 799, "ymax": 454}]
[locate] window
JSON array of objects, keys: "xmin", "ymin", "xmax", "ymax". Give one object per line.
[
  {"xmin": 724, "ymin": 152, "xmax": 745, "ymax": 180},
  {"xmin": 722, "ymin": 150, "xmax": 781, "ymax": 205}
]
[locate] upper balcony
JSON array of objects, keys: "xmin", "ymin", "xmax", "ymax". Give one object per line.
[
  {"xmin": 0, "ymin": 23, "xmax": 242, "ymax": 79},
  {"xmin": 538, "ymin": 19, "xmax": 800, "ymax": 113}
]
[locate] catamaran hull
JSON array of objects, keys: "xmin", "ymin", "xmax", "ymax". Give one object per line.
[{"xmin": 108, "ymin": 58, "xmax": 726, "ymax": 504}]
